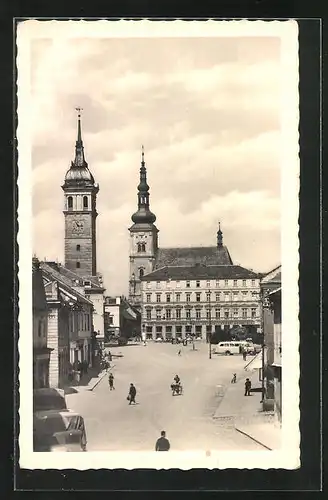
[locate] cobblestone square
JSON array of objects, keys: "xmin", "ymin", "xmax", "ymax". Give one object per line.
[{"xmin": 66, "ymin": 342, "xmax": 263, "ymax": 451}]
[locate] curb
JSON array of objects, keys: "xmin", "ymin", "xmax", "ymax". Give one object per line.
[
  {"xmin": 89, "ymin": 365, "xmax": 116, "ymax": 391},
  {"xmin": 234, "ymin": 426, "xmax": 272, "ymax": 451}
]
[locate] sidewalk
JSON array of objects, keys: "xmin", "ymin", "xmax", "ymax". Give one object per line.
[
  {"xmin": 213, "ymin": 368, "xmax": 263, "ymax": 419},
  {"xmin": 213, "ymin": 366, "xmax": 280, "ymax": 450},
  {"xmin": 64, "ymin": 365, "xmax": 115, "ymax": 394}
]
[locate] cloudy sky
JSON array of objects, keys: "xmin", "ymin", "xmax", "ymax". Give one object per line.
[{"xmin": 31, "ymin": 34, "xmax": 282, "ymax": 296}]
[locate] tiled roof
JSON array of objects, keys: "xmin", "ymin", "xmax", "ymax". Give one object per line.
[
  {"xmin": 142, "ymin": 265, "xmax": 260, "ymax": 281},
  {"xmin": 40, "ymin": 262, "xmax": 93, "ymax": 305},
  {"xmin": 42, "ymin": 261, "xmax": 104, "ymax": 290},
  {"xmin": 154, "ymin": 246, "xmax": 233, "ymax": 269}
]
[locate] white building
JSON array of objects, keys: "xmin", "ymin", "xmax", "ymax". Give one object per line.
[{"xmin": 140, "ymin": 266, "xmax": 261, "ymax": 341}]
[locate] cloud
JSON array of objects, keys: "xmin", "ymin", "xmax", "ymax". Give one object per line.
[{"xmin": 30, "ymin": 35, "xmax": 282, "ymax": 295}]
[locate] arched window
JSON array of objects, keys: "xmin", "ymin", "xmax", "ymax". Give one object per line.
[
  {"xmin": 139, "ymin": 268, "xmax": 144, "ymax": 279},
  {"xmin": 83, "ymin": 196, "xmax": 88, "ymax": 209},
  {"xmin": 76, "ymin": 262, "xmax": 80, "ymax": 269},
  {"xmin": 68, "ymin": 196, "xmax": 73, "ymax": 209},
  {"xmin": 137, "ymin": 242, "xmax": 146, "ymax": 253}
]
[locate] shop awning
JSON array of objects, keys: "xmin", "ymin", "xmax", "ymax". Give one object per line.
[
  {"xmin": 122, "ymin": 307, "xmax": 137, "ymax": 321},
  {"xmin": 245, "ymin": 351, "xmax": 263, "ymax": 371}
]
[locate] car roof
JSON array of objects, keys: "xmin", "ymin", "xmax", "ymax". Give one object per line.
[{"xmin": 34, "ymin": 409, "xmax": 81, "ymax": 419}]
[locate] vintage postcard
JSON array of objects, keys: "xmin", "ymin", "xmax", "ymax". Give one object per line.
[{"xmin": 17, "ymin": 19, "xmax": 300, "ymax": 470}]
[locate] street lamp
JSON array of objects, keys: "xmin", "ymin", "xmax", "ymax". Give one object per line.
[{"xmin": 207, "ymin": 290, "xmax": 212, "ymax": 359}]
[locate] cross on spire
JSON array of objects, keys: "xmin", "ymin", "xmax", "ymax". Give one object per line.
[
  {"xmin": 75, "ymin": 107, "xmax": 83, "ymax": 118},
  {"xmin": 73, "ymin": 107, "xmax": 86, "ymax": 167}
]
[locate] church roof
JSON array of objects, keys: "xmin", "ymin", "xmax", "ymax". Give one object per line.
[
  {"xmin": 154, "ymin": 245, "xmax": 233, "ymax": 269},
  {"xmin": 142, "ymin": 264, "xmax": 260, "ymax": 281}
]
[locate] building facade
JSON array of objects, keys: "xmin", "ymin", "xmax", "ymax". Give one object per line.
[
  {"xmin": 261, "ymin": 265, "xmax": 281, "ymax": 406},
  {"xmin": 140, "ymin": 266, "xmax": 261, "ymax": 341},
  {"xmin": 32, "ymin": 257, "xmax": 52, "ymax": 389},
  {"xmin": 41, "ymin": 261, "xmax": 94, "ymax": 387},
  {"xmin": 104, "ymin": 296, "xmax": 139, "ymax": 341},
  {"xmin": 268, "ymin": 286, "xmax": 282, "ymax": 420}
]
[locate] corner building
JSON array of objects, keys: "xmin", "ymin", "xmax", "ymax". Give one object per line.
[{"xmin": 129, "ymin": 149, "xmax": 261, "ymax": 340}]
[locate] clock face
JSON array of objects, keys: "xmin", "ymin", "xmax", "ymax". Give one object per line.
[{"xmin": 72, "ymin": 219, "xmax": 84, "ymax": 234}]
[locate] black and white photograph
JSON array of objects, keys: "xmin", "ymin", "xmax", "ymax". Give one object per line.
[{"xmin": 17, "ymin": 19, "xmax": 299, "ymax": 469}]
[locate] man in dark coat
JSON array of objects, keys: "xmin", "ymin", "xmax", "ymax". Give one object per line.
[
  {"xmin": 108, "ymin": 373, "xmax": 115, "ymax": 390},
  {"xmin": 155, "ymin": 431, "xmax": 170, "ymax": 451},
  {"xmin": 244, "ymin": 378, "xmax": 252, "ymax": 396},
  {"xmin": 128, "ymin": 383, "xmax": 137, "ymax": 404}
]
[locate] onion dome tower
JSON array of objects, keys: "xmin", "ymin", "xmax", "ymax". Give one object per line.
[
  {"xmin": 62, "ymin": 109, "xmax": 99, "ymax": 277},
  {"xmin": 128, "ymin": 146, "xmax": 159, "ymax": 309}
]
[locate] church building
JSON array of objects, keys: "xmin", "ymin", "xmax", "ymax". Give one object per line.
[{"xmin": 128, "ymin": 148, "xmax": 262, "ymax": 341}]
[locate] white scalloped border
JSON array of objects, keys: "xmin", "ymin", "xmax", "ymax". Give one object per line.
[{"xmin": 17, "ymin": 18, "xmax": 300, "ymax": 471}]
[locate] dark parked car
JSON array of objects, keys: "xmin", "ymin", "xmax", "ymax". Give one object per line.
[
  {"xmin": 33, "ymin": 388, "xmax": 67, "ymax": 413},
  {"xmin": 33, "ymin": 410, "xmax": 87, "ymax": 452}
]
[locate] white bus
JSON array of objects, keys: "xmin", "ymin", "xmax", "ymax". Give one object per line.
[{"xmin": 216, "ymin": 341, "xmax": 254, "ymax": 355}]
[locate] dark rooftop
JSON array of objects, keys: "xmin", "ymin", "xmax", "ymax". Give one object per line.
[
  {"xmin": 33, "ymin": 259, "xmax": 48, "ymax": 312},
  {"xmin": 142, "ymin": 265, "xmax": 260, "ymax": 281},
  {"xmin": 40, "ymin": 262, "xmax": 95, "ymax": 305},
  {"xmin": 154, "ymin": 246, "xmax": 233, "ymax": 269},
  {"xmin": 43, "ymin": 261, "xmax": 104, "ymax": 291}
]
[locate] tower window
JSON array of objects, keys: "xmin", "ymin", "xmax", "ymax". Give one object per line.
[
  {"xmin": 76, "ymin": 244, "xmax": 81, "ymax": 251},
  {"xmin": 83, "ymin": 196, "xmax": 88, "ymax": 209},
  {"xmin": 137, "ymin": 243, "xmax": 146, "ymax": 253},
  {"xmin": 68, "ymin": 196, "xmax": 73, "ymax": 209},
  {"xmin": 76, "ymin": 262, "xmax": 80, "ymax": 269},
  {"xmin": 139, "ymin": 268, "xmax": 144, "ymax": 279}
]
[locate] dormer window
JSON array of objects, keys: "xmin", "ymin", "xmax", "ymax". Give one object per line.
[{"xmin": 68, "ymin": 196, "xmax": 73, "ymax": 209}]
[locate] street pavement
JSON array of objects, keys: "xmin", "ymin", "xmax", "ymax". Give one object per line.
[{"xmin": 66, "ymin": 342, "xmax": 264, "ymax": 452}]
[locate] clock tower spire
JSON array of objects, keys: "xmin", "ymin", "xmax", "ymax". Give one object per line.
[{"xmin": 62, "ymin": 109, "xmax": 99, "ymax": 277}]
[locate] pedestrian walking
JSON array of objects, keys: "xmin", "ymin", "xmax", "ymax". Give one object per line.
[
  {"xmin": 108, "ymin": 372, "xmax": 115, "ymax": 390},
  {"xmin": 243, "ymin": 351, "xmax": 247, "ymax": 361},
  {"xmin": 155, "ymin": 431, "xmax": 170, "ymax": 451},
  {"xmin": 244, "ymin": 378, "xmax": 252, "ymax": 396},
  {"xmin": 231, "ymin": 373, "xmax": 237, "ymax": 384},
  {"xmin": 127, "ymin": 383, "xmax": 137, "ymax": 404}
]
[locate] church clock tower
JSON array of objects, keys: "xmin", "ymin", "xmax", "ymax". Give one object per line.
[
  {"xmin": 129, "ymin": 146, "xmax": 158, "ymax": 308},
  {"xmin": 62, "ymin": 109, "xmax": 99, "ymax": 277}
]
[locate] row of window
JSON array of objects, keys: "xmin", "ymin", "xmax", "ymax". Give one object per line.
[
  {"xmin": 145, "ymin": 291, "xmax": 258, "ymax": 303},
  {"xmin": 69, "ymin": 312, "xmax": 91, "ymax": 332},
  {"xmin": 144, "ymin": 307, "xmax": 258, "ymax": 320},
  {"xmin": 67, "ymin": 196, "xmax": 89, "ymax": 209},
  {"xmin": 144, "ymin": 278, "xmax": 257, "ymax": 289},
  {"xmin": 145, "ymin": 325, "xmax": 236, "ymax": 335}
]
